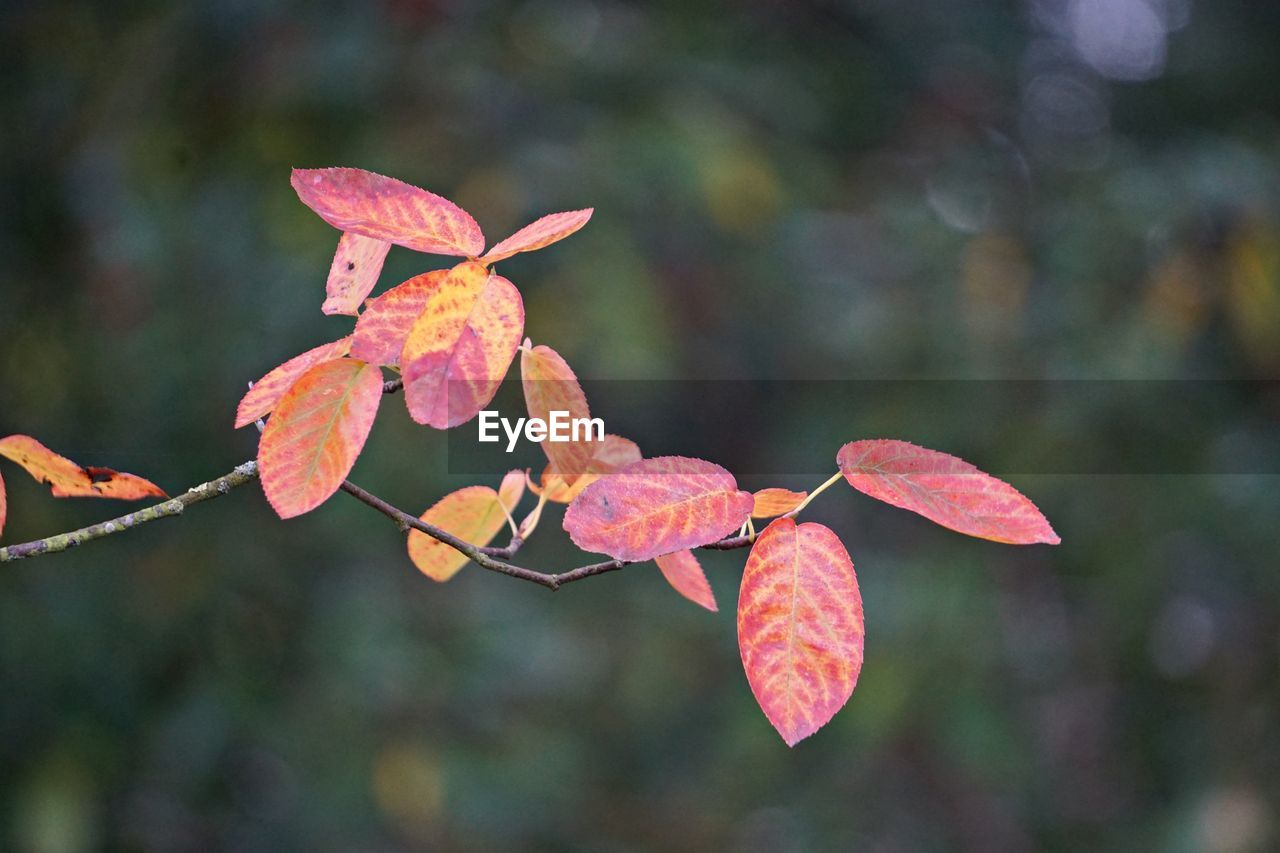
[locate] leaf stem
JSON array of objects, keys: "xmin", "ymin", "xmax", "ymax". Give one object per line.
[{"xmin": 786, "ymin": 471, "xmax": 845, "ymax": 518}]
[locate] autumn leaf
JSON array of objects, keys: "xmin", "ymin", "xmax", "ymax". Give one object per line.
[
  {"xmin": 738, "ymin": 517, "xmax": 864, "ymax": 746},
  {"xmin": 480, "ymin": 209, "xmax": 594, "ymax": 265},
  {"xmin": 350, "ymin": 271, "xmax": 445, "ymax": 365},
  {"xmin": 530, "ymin": 434, "xmax": 642, "ymax": 504},
  {"xmin": 520, "ymin": 343, "xmax": 594, "ymax": 485},
  {"xmin": 0, "ymin": 435, "xmax": 166, "ymax": 499},
  {"xmin": 401, "ymin": 262, "xmax": 524, "ymax": 429},
  {"xmin": 563, "ymin": 456, "xmax": 753, "ymax": 562},
  {"xmin": 322, "ymin": 232, "xmax": 392, "ymax": 316},
  {"xmin": 497, "ymin": 469, "xmax": 525, "ymax": 514},
  {"xmin": 291, "ymin": 168, "xmax": 484, "ymax": 257},
  {"xmin": 655, "ymin": 550, "xmax": 717, "ymax": 611},
  {"xmin": 407, "ymin": 485, "xmax": 509, "ymax": 582},
  {"xmin": 836, "ymin": 440, "xmax": 1060, "ymax": 545},
  {"xmin": 235, "ymin": 336, "xmax": 354, "ymax": 428},
  {"xmin": 751, "ymin": 488, "xmax": 807, "ymax": 518},
  {"xmin": 257, "ymin": 358, "xmax": 383, "ymax": 519}
]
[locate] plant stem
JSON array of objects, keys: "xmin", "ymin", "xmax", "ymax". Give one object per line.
[
  {"xmin": 786, "ymin": 471, "xmax": 845, "ymax": 517},
  {"xmin": 0, "ymin": 462, "xmax": 261, "ymax": 562}
]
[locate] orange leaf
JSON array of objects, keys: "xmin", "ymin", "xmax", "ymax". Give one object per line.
[
  {"xmin": 291, "ymin": 168, "xmax": 484, "ymax": 257},
  {"xmin": 738, "ymin": 518, "xmax": 864, "ymax": 746},
  {"xmin": 497, "ymin": 468, "xmax": 525, "ymax": 514},
  {"xmin": 257, "ymin": 358, "xmax": 383, "ymax": 519},
  {"xmin": 401, "ymin": 262, "xmax": 524, "ymax": 429},
  {"xmin": 0, "ymin": 435, "xmax": 166, "ymax": 499},
  {"xmin": 480, "ymin": 208, "xmax": 594, "ymax": 265},
  {"xmin": 520, "ymin": 343, "xmax": 595, "ymax": 486},
  {"xmin": 836, "ymin": 440, "xmax": 1060, "ymax": 545},
  {"xmin": 563, "ymin": 456, "xmax": 753, "ymax": 562},
  {"xmin": 655, "ymin": 550, "xmax": 717, "ymax": 611},
  {"xmin": 407, "ymin": 485, "xmax": 509, "ymax": 581},
  {"xmin": 322, "ymin": 232, "xmax": 391, "ymax": 316},
  {"xmin": 751, "ymin": 487, "xmax": 807, "ymax": 518},
  {"xmin": 350, "ymin": 271, "xmax": 445, "ymax": 365},
  {"xmin": 531, "ymin": 434, "xmax": 642, "ymax": 504},
  {"xmin": 235, "ymin": 336, "xmax": 353, "ymax": 428},
  {"xmin": 0, "ymin": 470, "xmax": 7, "ymax": 540}
]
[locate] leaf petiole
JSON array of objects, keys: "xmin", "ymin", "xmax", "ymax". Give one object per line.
[
  {"xmin": 518, "ymin": 490, "xmax": 549, "ymax": 539},
  {"xmin": 785, "ymin": 471, "xmax": 844, "ymax": 518}
]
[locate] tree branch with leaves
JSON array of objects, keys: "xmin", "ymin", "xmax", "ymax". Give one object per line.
[{"xmin": 0, "ymin": 167, "xmax": 1059, "ymax": 746}]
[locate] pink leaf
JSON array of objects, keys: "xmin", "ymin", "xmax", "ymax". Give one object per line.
[
  {"xmin": 480, "ymin": 209, "xmax": 594, "ymax": 264},
  {"xmin": 738, "ymin": 518, "xmax": 864, "ymax": 746},
  {"xmin": 655, "ymin": 550, "xmax": 717, "ymax": 611},
  {"xmin": 563, "ymin": 456, "xmax": 753, "ymax": 562},
  {"xmin": 322, "ymin": 232, "xmax": 391, "ymax": 316},
  {"xmin": 291, "ymin": 168, "xmax": 484, "ymax": 257},
  {"xmin": 836, "ymin": 440, "xmax": 1060, "ymax": 545}
]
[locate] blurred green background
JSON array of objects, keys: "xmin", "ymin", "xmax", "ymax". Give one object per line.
[{"xmin": 2, "ymin": 1, "xmax": 1279, "ymax": 850}]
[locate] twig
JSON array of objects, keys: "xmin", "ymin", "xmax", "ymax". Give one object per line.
[
  {"xmin": 0, "ymin": 462, "xmax": 261, "ymax": 562},
  {"xmin": 1, "ymin": 458, "xmax": 751, "ymax": 588}
]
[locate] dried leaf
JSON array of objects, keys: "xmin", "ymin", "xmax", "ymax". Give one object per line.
[
  {"xmin": 751, "ymin": 487, "xmax": 807, "ymax": 518},
  {"xmin": 401, "ymin": 263, "xmax": 524, "ymax": 429},
  {"xmin": 480, "ymin": 209, "xmax": 594, "ymax": 265},
  {"xmin": 350, "ymin": 271, "xmax": 445, "ymax": 366},
  {"xmin": 530, "ymin": 434, "xmax": 642, "ymax": 504},
  {"xmin": 837, "ymin": 440, "xmax": 1060, "ymax": 545},
  {"xmin": 257, "ymin": 358, "xmax": 383, "ymax": 519},
  {"xmin": 322, "ymin": 232, "xmax": 392, "ymax": 316},
  {"xmin": 563, "ymin": 456, "xmax": 753, "ymax": 562},
  {"xmin": 236, "ymin": 336, "xmax": 353, "ymax": 428},
  {"xmin": 292, "ymin": 168, "xmax": 484, "ymax": 257},
  {"xmin": 520, "ymin": 343, "xmax": 594, "ymax": 485},
  {"xmin": 407, "ymin": 485, "xmax": 509, "ymax": 582},
  {"xmin": 655, "ymin": 549, "xmax": 717, "ymax": 611},
  {"xmin": 738, "ymin": 518, "xmax": 864, "ymax": 746},
  {"xmin": 0, "ymin": 435, "xmax": 166, "ymax": 500}
]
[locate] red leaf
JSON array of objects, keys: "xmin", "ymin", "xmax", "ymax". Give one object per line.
[
  {"xmin": 563, "ymin": 456, "xmax": 753, "ymax": 562},
  {"xmin": 291, "ymin": 168, "xmax": 484, "ymax": 257},
  {"xmin": 235, "ymin": 336, "xmax": 353, "ymax": 428},
  {"xmin": 0, "ymin": 435, "xmax": 167, "ymax": 500},
  {"xmin": 322, "ymin": 232, "xmax": 391, "ymax": 316},
  {"xmin": 655, "ymin": 549, "xmax": 717, "ymax": 611},
  {"xmin": 751, "ymin": 487, "xmax": 807, "ymax": 518},
  {"xmin": 738, "ymin": 518, "xmax": 864, "ymax": 746},
  {"xmin": 257, "ymin": 358, "xmax": 383, "ymax": 519},
  {"xmin": 520, "ymin": 343, "xmax": 594, "ymax": 485},
  {"xmin": 350, "ymin": 271, "xmax": 445, "ymax": 365},
  {"xmin": 401, "ymin": 263, "xmax": 524, "ymax": 429},
  {"xmin": 836, "ymin": 440, "xmax": 1060, "ymax": 545},
  {"xmin": 480, "ymin": 209, "xmax": 594, "ymax": 264}
]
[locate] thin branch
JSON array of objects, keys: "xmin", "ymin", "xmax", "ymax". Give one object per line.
[
  {"xmin": 0, "ymin": 462, "xmax": 261, "ymax": 562},
  {"xmin": 2, "ymin": 458, "xmax": 753, "ymax": 590}
]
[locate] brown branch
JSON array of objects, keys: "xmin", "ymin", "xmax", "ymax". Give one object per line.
[{"xmin": 1, "ymin": 459, "xmax": 751, "ymax": 586}]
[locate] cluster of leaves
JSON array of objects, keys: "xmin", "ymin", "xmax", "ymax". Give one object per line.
[
  {"xmin": 0, "ymin": 435, "xmax": 166, "ymax": 540},
  {"xmin": 240, "ymin": 168, "xmax": 1061, "ymax": 745}
]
